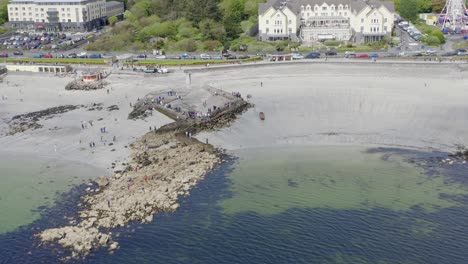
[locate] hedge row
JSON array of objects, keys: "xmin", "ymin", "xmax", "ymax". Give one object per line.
[{"xmin": 125, "ymin": 56, "xmax": 262, "ymax": 66}]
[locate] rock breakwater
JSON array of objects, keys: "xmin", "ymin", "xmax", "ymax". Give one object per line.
[{"xmin": 37, "ymin": 94, "xmax": 251, "ymax": 260}]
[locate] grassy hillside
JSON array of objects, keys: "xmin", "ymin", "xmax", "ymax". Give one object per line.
[{"xmin": 86, "ymin": 0, "xmax": 284, "ymax": 53}]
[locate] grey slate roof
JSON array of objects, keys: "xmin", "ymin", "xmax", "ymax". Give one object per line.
[{"xmin": 258, "ymin": 0, "xmax": 394, "ymax": 15}]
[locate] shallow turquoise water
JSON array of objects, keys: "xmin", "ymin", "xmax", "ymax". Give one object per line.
[
  {"xmin": 1, "ymin": 146, "xmax": 468, "ymax": 264},
  {"xmin": 0, "ymin": 152, "xmax": 105, "ymax": 234}
]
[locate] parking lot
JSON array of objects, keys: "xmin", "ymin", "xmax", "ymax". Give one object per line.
[{"xmin": 0, "ymin": 31, "xmax": 96, "ymax": 54}]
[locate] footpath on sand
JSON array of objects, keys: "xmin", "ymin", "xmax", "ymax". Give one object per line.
[{"xmin": 37, "ymin": 87, "xmax": 251, "ymax": 260}]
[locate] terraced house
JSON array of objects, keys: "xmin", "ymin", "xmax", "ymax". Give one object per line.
[
  {"xmin": 7, "ymin": 0, "xmax": 107, "ymax": 32},
  {"xmin": 258, "ymin": 0, "xmax": 394, "ymax": 43}
]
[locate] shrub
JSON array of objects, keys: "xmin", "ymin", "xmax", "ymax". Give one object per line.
[
  {"xmin": 425, "ymin": 36, "xmax": 441, "ymax": 46},
  {"xmin": 203, "ymin": 40, "xmax": 223, "ymax": 51},
  {"xmin": 430, "ymin": 30, "xmax": 445, "ymax": 44},
  {"xmin": 323, "ymin": 40, "xmax": 341, "ymax": 47}
]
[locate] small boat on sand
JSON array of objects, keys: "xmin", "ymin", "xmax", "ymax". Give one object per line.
[{"xmin": 259, "ymin": 112, "xmax": 265, "ymax": 120}]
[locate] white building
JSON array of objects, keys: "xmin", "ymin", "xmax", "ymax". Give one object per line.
[
  {"xmin": 7, "ymin": 0, "xmax": 107, "ymax": 32},
  {"xmin": 258, "ymin": 0, "xmax": 395, "ymax": 43}
]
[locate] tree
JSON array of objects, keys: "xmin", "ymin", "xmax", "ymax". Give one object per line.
[
  {"xmin": 108, "ymin": 16, "xmax": 118, "ymax": 26},
  {"xmin": 432, "ymin": 0, "xmax": 445, "ymax": 13},
  {"xmin": 399, "ymin": 0, "xmax": 419, "ymax": 22},
  {"xmin": 199, "ymin": 18, "xmax": 225, "ymax": 40},
  {"xmin": 223, "ymin": 0, "xmax": 246, "ymax": 39},
  {"xmin": 0, "ymin": 2, "xmax": 8, "ymax": 25},
  {"xmin": 417, "ymin": 0, "xmax": 432, "ymax": 13}
]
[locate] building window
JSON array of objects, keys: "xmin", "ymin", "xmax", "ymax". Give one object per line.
[
  {"xmin": 384, "ymin": 26, "xmax": 387, "ymax": 31},
  {"xmin": 384, "ymin": 18, "xmax": 387, "ymax": 22},
  {"xmin": 266, "ymin": 28, "xmax": 269, "ymax": 33},
  {"xmin": 40, "ymin": 8, "xmax": 43, "ymax": 11},
  {"xmin": 288, "ymin": 28, "xmax": 292, "ymax": 33},
  {"xmin": 339, "ymin": 12, "xmax": 342, "ymax": 16},
  {"xmin": 361, "ymin": 18, "xmax": 364, "ymax": 23},
  {"xmin": 68, "ymin": 19, "xmax": 71, "ymax": 22},
  {"xmin": 360, "ymin": 26, "xmax": 363, "ymax": 32},
  {"xmin": 266, "ymin": 20, "xmax": 269, "ymax": 24},
  {"xmin": 307, "ymin": 12, "xmax": 309, "ymax": 17},
  {"xmin": 344, "ymin": 12, "xmax": 347, "ymax": 16},
  {"xmin": 288, "ymin": 19, "xmax": 291, "ymax": 24},
  {"xmin": 322, "ymin": 7, "xmax": 327, "ymax": 10}
]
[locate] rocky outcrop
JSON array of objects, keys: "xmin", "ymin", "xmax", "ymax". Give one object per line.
[
  {"xmin": 7, "ymin": 105, "xmax": 81, "ymax": 135},
  {"xmin": 38, "ymin": 131, "xmax": 219, "ymax": 258},
  {"xmin": 37, "ymin": 88, "xmax": 250, "ymax": 259},
  {"xmin": 65, "ymin": 80, "xmax": 108, "ymax": 90}
]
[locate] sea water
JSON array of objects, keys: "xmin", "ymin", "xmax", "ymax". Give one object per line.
[
  {"xmin": 1, "ymin": 146, "xmax": 468, "ymax": 264},
  {"xmin": 0, "ymin": 152, "xmax": 105, "ymax": 234}
]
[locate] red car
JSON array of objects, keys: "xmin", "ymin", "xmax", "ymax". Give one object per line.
[
  {"xmin": 357, "ymin": 54, "xmax": 369, "ymax": 58},
  {"xmin": 0, "ymin": 53, "xmax": 8, "ymax": 58},
  {"xmin": 43, "ymin": 53, "xmax": 53, "ymax": 58}
]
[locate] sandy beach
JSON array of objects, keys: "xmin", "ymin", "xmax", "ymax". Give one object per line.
[
  {"xmin": 0, "ymin": 71, "xmax": 178, "ymax": 171},
  {"xmin": 195, "ymin": 62, "xmax": 468, "ymax": 152}
]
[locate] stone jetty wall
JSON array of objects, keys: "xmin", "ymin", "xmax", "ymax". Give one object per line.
[{"xmin": 37, "ymin": 96, "xmax": 251, "ymax": 260}]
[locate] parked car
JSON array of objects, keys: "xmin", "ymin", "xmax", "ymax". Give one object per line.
[
  {"xmin": 155, "ymin": 55, "xmax": 167, "ymax": 59},
  {"xmin": 77, "ymin": 52, "xmax": 87, "ymax": 58},
  {"xmin": 226, "ymin": 54, "xmax": 237, "ymax": 60},
  {"xmin": 305, "ymin": 52, "xmax": 320, "ymax": 59},
  {"xmin": 67, "ymin": 53, "xmax": 77, "ymax": 58},
  {"xmin": 344, "ymin": 51, "xmax": 356, "ymax": 58},
  {"xmin": 369, "ymin": 53, "xmax": 379, "ymax": 58},
  {"xmin": 442, "ymin": 51, "xmax": 458, "ymax": 56},
  {"xmin": 199, "ymin": 53, "xmax": 211, "ymax": 60},
  {"xmin": 181, "ymin": 53, "xmax": 194, "ymax": 59},
  {"xmin": 292, "ymin": 53, "xmax": 304, "ymax": 59},
  {"xmin": 89, "ymin": 53, "xmax": 102, "ymax": 59},
  {"xmin": 426, "ymin": 49, "xmax": 437, "ymax": 56},
  {"xmin": 325, "ymin": 50, "xmax": 337, "ymax": 56},
  {"xmin": 212, "ymin": 55, "xmax": 223, "ymax": 60},
  {"xmin": 137, "ymin": 54, "xmax": 147, "ymax": 59},
  {"xmin": 238, "ymin": 55, "xmax": 250, "ymax": 59},
  {"xmin": 13, "ymin": 51, "xmax": 23, "ymax": 56},
  {"xmin": 43, "ymin": 53, "xmax": 53, "ymax": 58},
  {"xmin": 0, "ymin": 53, "xmax": 8, "ymax": 58},
  {"xmin": 357, "ymin": 54, "xmax": 369, "ymax": 58}
]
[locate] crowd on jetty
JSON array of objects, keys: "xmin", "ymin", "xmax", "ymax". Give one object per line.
[{"xmin": 37, "ymin": 88, "xmax": 251, "ymax": 260}]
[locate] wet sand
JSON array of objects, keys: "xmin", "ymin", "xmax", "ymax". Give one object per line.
[{"xmin": 195, "ymin": 62, "xmax": 468, "ymax": 152}]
